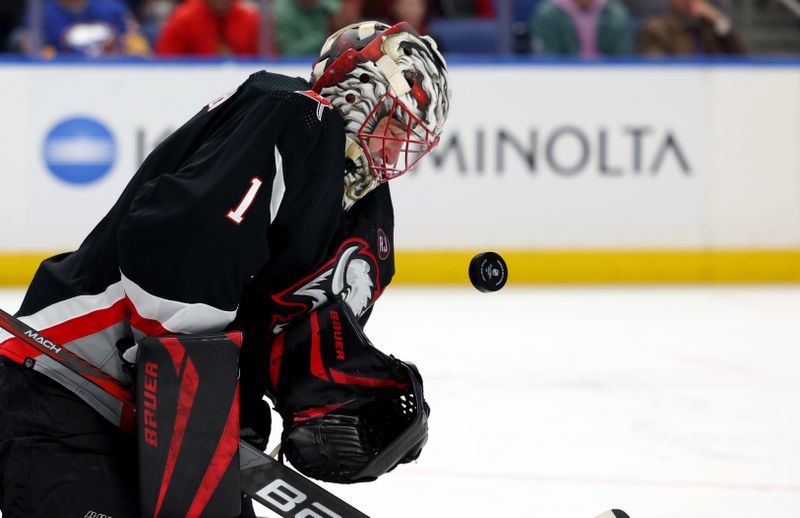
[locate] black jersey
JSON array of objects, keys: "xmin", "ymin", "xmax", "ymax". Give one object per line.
[{"xmin": 0, "ymin": 71, "xmax": 395, "ymax": 429}]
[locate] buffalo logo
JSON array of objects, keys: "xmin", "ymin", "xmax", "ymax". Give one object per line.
[{"xmin": 270, "ymin": 238, "xmax": 381, "ymax": 334}]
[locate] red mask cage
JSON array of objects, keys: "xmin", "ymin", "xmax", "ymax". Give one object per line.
[{"xmin": 357, "ymin": 92, "xmax": 440, "ymax": 183}]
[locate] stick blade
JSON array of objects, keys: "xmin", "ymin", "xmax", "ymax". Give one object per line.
[{"xmin": 240, "ymin": 441, "xmax": 370, "ymax": 518}]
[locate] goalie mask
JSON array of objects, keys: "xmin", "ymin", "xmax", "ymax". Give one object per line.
[
  {"xmin": 311, "ymin": 21, "xmax": 452, "ymax": 210},
  {"xmin": 269, "ymin": 298, "xmax": 429, "ymax": 483}
]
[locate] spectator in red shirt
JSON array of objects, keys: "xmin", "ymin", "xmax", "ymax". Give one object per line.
[{"xmin": 155, "ymin": 0, "xmax": 260, "ymax": 56}]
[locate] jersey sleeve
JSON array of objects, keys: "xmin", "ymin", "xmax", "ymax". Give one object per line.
[{"xmin": 118, "ymin": 96, "xmax": 280, "ymax": 337}]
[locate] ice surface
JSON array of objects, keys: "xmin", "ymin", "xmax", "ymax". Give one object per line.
[{"xmin": 1, "ymin": 286, "xmax": 799, "ymax": 518}]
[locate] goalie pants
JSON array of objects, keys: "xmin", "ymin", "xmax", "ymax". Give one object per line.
[{"xmin": 0, "ymin": 359, "xmax": 257, "ymax": 518}]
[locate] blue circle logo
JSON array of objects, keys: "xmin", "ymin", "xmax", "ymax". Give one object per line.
[{"xmin": 43, "ymin": 117, "xmax": 116, "ymax": 185}]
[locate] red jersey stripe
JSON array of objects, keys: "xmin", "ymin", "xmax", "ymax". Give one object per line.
[
  {"xmin": 37, "ymin": 298, "xmax": 129, "ymax": 347},
  {"xmin": 126, "ymin": 296, "xmax": 171, "ymax": 337}
]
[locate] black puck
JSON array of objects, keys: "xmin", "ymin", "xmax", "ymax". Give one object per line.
[
  {"xmin": 595, "ymin": 510, "xmax": 631, "ymax": 518},
  {"xmin": 469, "ymin": 252, "xmax": 508, "ymax": 292}
]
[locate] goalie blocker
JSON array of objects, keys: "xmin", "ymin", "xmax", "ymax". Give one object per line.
[{"xmin": 270, "ymin": 298, "xmax": 430, "ymax": 484}]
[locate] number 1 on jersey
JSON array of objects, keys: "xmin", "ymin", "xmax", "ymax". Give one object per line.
[{"xmin": 227, "ymin": 177, "xmax": 263, "ymax": 225}]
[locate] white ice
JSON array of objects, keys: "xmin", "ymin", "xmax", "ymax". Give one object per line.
[{"xmin": 1, "ymin": 286, "xmax": 799, "ymax": 518}]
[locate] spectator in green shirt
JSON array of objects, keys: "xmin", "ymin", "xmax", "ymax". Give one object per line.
[
  {"xmin": 275, "ymin": 0, "xmax": 341, "ymax": 56},
  {"xmin": 531, "ymin": 0, "xmax": 633, "ymax": 57}
]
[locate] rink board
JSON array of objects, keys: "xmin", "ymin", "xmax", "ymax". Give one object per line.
[{"xmin": 0, "ymin": 61, "xmax": 798, "ymax": 284}]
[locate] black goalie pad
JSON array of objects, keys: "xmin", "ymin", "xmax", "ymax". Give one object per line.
[
  {"xmin": 136, "ymin": 333, "xmax": 242, "ymax": 518},
  {"xmin": 269, "ymin": 298, "xmax": 429, "ymax": 484}
]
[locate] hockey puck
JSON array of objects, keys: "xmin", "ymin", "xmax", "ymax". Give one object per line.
[
  {"xmin": 469, "ymin": 252, "xmax": 507, "ymax": 292},
  {"xmin": 595, "ymin": 510, "xmax": 630, "ymax": 518}
]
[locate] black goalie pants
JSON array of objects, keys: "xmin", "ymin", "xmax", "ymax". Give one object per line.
[
  {"xmin": 0, "ymin": 359, "xmax": 256, "ymax": 518},
  {"xmin": 0, "ymin": 358, "xmax": 139, "ymax": 518}
]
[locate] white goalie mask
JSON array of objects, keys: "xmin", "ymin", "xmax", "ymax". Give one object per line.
[{"xmin": 311, "ymin": 22, "xmax": 452, "ymax": 210}]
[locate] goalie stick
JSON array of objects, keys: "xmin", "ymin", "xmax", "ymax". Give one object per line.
[{"xmin": 0, "ymin": 307, "xmax": 370, "ymax": 518}]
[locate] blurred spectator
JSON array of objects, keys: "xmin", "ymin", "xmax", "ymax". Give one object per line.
[
  {"xmin": 0, "ymin": 0, "xmax": 26, "ymax": 52},
  {"xmin": 24, "ymin": 0, "xmax": 150, "ymax": 57},
  {"xmin": 637, "ymin": 0, "xmax": 744, "ymax": 55},
  {"xmin": 618, "ymin": 0, "xmax": 668, "ymax": 17},
  {"xmin": 330, "ymin": 0, "xmax": 365, "ymax": 31},
  {"xmin": 362, "ymin": 0, "xmax": 493, "ymax": 19},
  {"xmin": 433, "ymin": 0, "xmax": 494, "ymax": 17},
  {"xmin": 620, "ymin": 0, "xmax": 728, "ymax": 16},
  {"xmin": 361, "ymin": 0, "xmax": 389, "ymax": 18},
  {"xmin": 274, "ymin": 0, "xmax": 341, "ymax": 56},
  {"xmin": 137, "ymin": 0, "xmax": 175, "ymax": 47},
  {"xmin": 389, "ymin": 0, "xmax": 429, "ymax": 33},
  {"xmin": 155, "ymin": 0, "xmax": 260, "ymax": 56},
  {"xmin": 531, "ymin": 0, "xmax": 633, "ymax": 57},
  {"xmin": 122, "ymin": 0, "xmax": 148, "ymax": 17}
]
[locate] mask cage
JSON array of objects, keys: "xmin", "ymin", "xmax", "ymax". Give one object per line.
[{"xmin": 357, "ymin": 92, "xmax": 440, "ymax": 183}]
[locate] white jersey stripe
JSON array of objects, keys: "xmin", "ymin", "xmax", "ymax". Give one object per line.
[
  {"xmin": 270, "ymin": 145, "xmax": 286, "ymax": 223},
  {"xmin": 120, "ymin": 272, "xmax": 237, "ymax": 334},
  {"xmin": 15, "ymin": 280, "xmax": 127, "ymax": 331}
]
